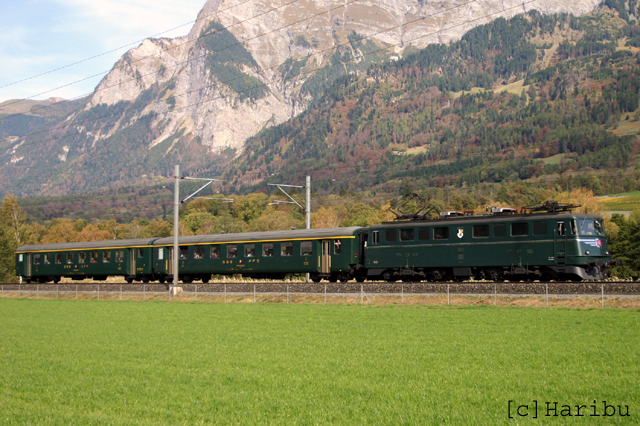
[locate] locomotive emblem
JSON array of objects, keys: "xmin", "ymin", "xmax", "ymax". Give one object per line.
[{"xmin": 457, "ymin": 228, "xmax": 464, "ymax": 238}]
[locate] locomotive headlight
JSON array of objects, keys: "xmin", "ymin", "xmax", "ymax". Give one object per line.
[
  {"xmin": 606, "ymin": 251, "xmax": 610, "ymax": 255},
  {"xmin": 585, "ymin": 250, "xmax": 590, "ymax": 255}
]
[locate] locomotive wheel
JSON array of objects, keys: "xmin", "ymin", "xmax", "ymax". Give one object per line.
[{"xmin": 355, "ymin": 276, "xmax": 365, "ymax": 283}]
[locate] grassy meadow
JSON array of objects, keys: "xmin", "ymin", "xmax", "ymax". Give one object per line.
[{"xmin": 0, "ymin": 299, "xmax": 638, "ymax": 425}]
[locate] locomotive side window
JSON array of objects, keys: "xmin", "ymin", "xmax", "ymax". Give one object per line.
[
  {"xmin": 281, "ymin": 242, "xmax": 293, "ymax": 256},
  {"xmin": 386, "ymin": 229, "xmax": 397, "ymax": 242},
  {"xmin": 418, "ymin": 228, "xmax": 430, "ymax": 241},
  {"xmin": 227, "ymin": 244, "xmax": 238, "ymax": 258},
  {"xmin": 557, "ymin": 222, "xmax": 565, "ymax": 236},
  {"xmin": 400, "ymin": 228, "xmax": 415, "ymax": 241},
  {"xmin": 473, "ymin": 225, "xmax": 490, "ymax": 238},
  {"xmin": 434, "ymin": 227, "xmax": 449, "ymax": 240},
  {"xmin": 194, "ymin": 246, "xmax": 204, "ymax": 259},
  {"xmin": 262, "ymin": 243, "xmax": 274, "ymax": 257},
  {"xmin": 245, "ymin": 244, "xmax": 255, "ymax": 257},
  {"xmin": 56, "ymin": 253, "xmax": 63, "ymax": 264},
  {"xmin": 300, "ymin": 241, "xmax": 313, "ymax": 255},
  {"xmin": 210, "ymin": 245, "xmax": 220, "ymax": 258},
  {"xmin": 494, "ymin": 224, "xmax": 507, "ymax": 237},
  {"xmin": 533, "ymin": 222, "xmax": 547, "ymax": 236},
  {"xmin": 511, "ymin": 222, "xmax": 529, "ymax": 236},
  {"xmin": 371, "ymin": 231, "xmax": 379, "ymax": 245}
]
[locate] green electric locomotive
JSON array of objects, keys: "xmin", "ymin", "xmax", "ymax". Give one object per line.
[{"xmin": 364, "ymin": 205, "xmax": 613, "ymax": 282}]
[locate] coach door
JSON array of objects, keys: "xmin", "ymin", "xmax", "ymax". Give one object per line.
[
  {"xmin": 130, "ymin": 249, "xmax": 137, "ymax": 274},
  {"xmin": 26, "ymin": 254, "xmax": 32, "ymax": 277},
  {"xmin": 554, "ymin": 221, "xmax": 566, "ymax": 265},
  {"xmin": 321, "ymin": 240, "xmax": 331, "ymax": 274},
  {"xmin": 168, "ymin": 248, "xmax": 174, "ymax": 275}
]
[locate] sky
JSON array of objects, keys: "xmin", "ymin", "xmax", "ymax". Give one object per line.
[{"xmin": 0, "ymin": 0, "xmax": 207, "ymax": 103}]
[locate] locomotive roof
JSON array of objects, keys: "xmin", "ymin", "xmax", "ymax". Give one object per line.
[
  {"xmin": 372, "ymin": 212, "xmax": 603, "ymax": 228},
  {"xmin": 153, "ymin": 227, "xmax": 363, "ymax": 246},
  {"xmin": 16, "ymin": 238, "xmax": 161, "ymax": 253}
]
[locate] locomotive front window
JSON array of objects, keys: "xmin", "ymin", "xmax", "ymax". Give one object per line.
[
  {"xmin": 400, "ymin": 228, "xmax": 415, "ymax": 241},
  {"xmin": 300, "ymin": 241, "xmax": 313, "ymax": 255},
  {"xmin": 511, "ymin": 222, "xmax": 529, "ymax": 236},
  {"xmin": 210, "ymin": 245, "xmax": 220, "ymax": 258},
  {"xmin": 227, "ymin": 244, "xmax": 238, "ymax": 258},
  {"xmin": 578, "ymin": 218, "xmax": 603, "ymax": 236},
  {"xmin": 281, "ymin": 242, "xmax": 293, "ymax": 256},
  {"xmin": 245, "ymin": 244, "xmax": 255, "ymax": 257},
  {"xmin": 418, "ymin": 228, "xmax": 430, "ymax": 241},
  {"xmin": 262, "ymin": 243, "xmax": 274, "ymax": 257},
  {"xmin": 533, "ymin": 222, "xmax": 547, "ymax": 236},
  {"xmin": 386, "ymin": 229, "xmax": 397, "ymax": 242},
  {"xmin": 434, "ymin": 227, "xmax": 449, "ymax": 240},
  {"xmin": 473, "ymin": 225, "xmax": 490, "ymax": 238}
]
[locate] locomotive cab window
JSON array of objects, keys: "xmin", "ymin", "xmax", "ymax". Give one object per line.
[
  {"xmin": 533, "ymin": 222, "xmax": 547, "ymax": 236},
  {"xmin": 385, "ymin": 229, "xmax": 397, "ymax": 242},
  {"xmin": 400, "ymin": 228, "xmax": 415, "ymax": 241},
  {"xmin": 578, "ymin": 218, "xmax": 603, "ymax": 236},
  {"xmin": 227, "ymin": 244, "xmax": 238, "ymax": 258},
  {"xmin": 300, "ymin": 241, "xmax": 313, "ymax": 256},
  {"xmin": 473, "ymin": 225, "xmax": 490, "ymax": 238},
  {"xmin": 262, "ymin": 243, "xmax": 274, "ymax": 257},
  {"xmin": 371, "ymin": 231, "xmax": 379, "ymax": 245},
  {"xmin": 434, "ymin": 227, "xmax": 449, "ymax": 240},
  {"xmin": 557, "ymin": 222, "xmax": 566, "ymax": 236},
  {"xmin": 245, "ymin": 244, "xmax": 255, "ymax": 257},
  {"xmin": 281, "ymin": 242, "xmax": 293, "ymax": 256},
  {"xmin": 210, "ymin": 245, "xmax": 220, "ymax": 258},
  {"xmin": 511, "ymin": 222, "xmax": 529, "ymax": 236},
  {"xmin": 418, "ymin": 228, "xmax": 430, "ymax": 241}
]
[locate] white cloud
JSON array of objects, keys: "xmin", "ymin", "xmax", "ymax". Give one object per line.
[{"xmin": 0, "ymin": 0, "xmax": 205, "ymax": 102}]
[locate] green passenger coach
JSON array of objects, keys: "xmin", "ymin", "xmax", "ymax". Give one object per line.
[
  {"xmin": 152, "ymin": 227, "xmax": 367, "ymax": 283},
  {"xmin": 15, "ymin": 238, "xmax": 159, "ymax": 283}
]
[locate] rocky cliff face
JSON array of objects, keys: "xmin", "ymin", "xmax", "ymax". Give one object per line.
[{"xmin": 84, "ymin": 0, "xmax": 601, "ymax": 151}]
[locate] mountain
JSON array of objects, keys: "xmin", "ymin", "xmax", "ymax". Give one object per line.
[{"xmin": 0, "ymin": 0, "xmax": 613, "ymax": 197}]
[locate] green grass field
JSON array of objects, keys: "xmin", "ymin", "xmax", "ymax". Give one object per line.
[
  {"xmin": 1, "ymin": 299, "xmax": 638, "ymax": 425},
  {"xmin": 600, "ymin": 192, "xmax": 640, "ymax": 212}
]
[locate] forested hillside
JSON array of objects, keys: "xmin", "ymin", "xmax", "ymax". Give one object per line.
[{"xmin": 226, "ymin": 5, "xmax": 640, "ymax": 197}]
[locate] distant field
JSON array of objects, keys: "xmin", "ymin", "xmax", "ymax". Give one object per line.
[
  {"xmin": 600, "ymin": 192, "xmax": 640, "ymax": 212},
  {"xmin": 1, "ymin": 299, "xmax": 638, "ymax": 425}
]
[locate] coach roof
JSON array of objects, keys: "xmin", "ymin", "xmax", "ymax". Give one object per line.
[
  {"xmin": 16, "ymin": 238, "xmax": 161, "ymax": 253},
  {"xmin": 153, "ymin": 227, "xmax": 363, "ymax": 246}
]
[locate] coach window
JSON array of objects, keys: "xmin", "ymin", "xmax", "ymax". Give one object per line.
[
  {"xmin": 533, "ymin": 222, "xmax": 547, "ymax": 236},
  {"xmin": 103, "ymin": 251, "xmax": 111, "ymax": 263},
  {"xmin": 180, "ymin": 246, "xmax": 188, "ymax": 259},
  {"xmin": 116, "ymin": 250, "xmax": 124, "ymax": 262},
  {"xmin": 400, "ymin": 228, "xmax": 415, "ymax": 241},
  {"xmin": 262, "ymin": 243, "xmax": 274, "ymax": 257},
  {"xmin": 34, "ymin": 254, "xmax": 41, "ymax": 265},
  {"xmin": 194, "ymin": 246, "xmax": 204, "ymax": 259},
  {"xmin": 91, "ymin": 251, "xmax": 99, "ymax": 263},
  {"xmin": 511, "ymin": 222, "xmax": 529, "ymax": 237},
  {"xmin": 281, "ymin": 242, "xmax": 293, "ymax": 256},
  {"xmin": 67, "ymin": 253, "xmax": 74, "ymax": 264},
  {"xmin": 227, "ymin": 244, "xmax": 238, "ymax": 258},
  {"xmin": 434, "ymin": 227, "xmax": 449, "ymax": 240},
  {"xmin": 494, "ymin": 224, "xmax": 507, "ymax": 238},
  {"xmin": 301, "ymin": 241, "xmax": 313, "ymax": 256},
  {"xmin": 56, "ymin": 253, "xmax": 63, "ymax": 264},
  {"xmin": 245, "ymin": 244, "xmax": 255, "ymax": 257},
  {"xmin": 138, "ymin": 248, "xmax": 145, "ymax": 258},
  {"xmin": 371, "ymin": 231, "xmax": 379, "ymax": 245},
  {"xmin": 386, "ymin": 229, "xmax": 397, "ymax": 242},
  {"xmin": 473, "ymin": 224, "xmax": 490, "ymax": 238},
  {"xmin": 418, "ymin": 228, "xmax": 430, "ymax": 241},
  {"xmin": 79, "ymin": 252, "xmax": 86, "ymax": 263},
  {"xmin": 43, "ymin": 253, "xmax": 51, "ymax": 264},
  {"xmin": 210, "ymin": 245, "xmax": 220, "ymax": 258},
  {"xmin": 334, "ymin": 239, "xmax": 342, "ymax": 255}
]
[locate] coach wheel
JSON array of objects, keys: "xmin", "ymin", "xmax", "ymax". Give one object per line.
[
  {"xmin": 182, "ymin": 276, "xmax": 193, "ymax": 284},
  {"xmin": 310, "ymin": 274, "xmax": 322, "ymax": 283},
  {"xmin": 125, "ymin": 277, "xmax": 134, "ymax": 284},
  {"xmin": 201, "ymin": 277, "xmax": 210, "ymax": 284},
  {"xmin": 52, "ymin": 276, "xmax": 60, "ymax": 284}
]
